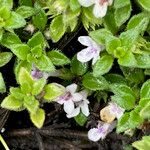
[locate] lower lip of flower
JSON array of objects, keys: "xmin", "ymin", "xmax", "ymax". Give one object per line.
[
  {"xmin": 60, "ymin": 92, "xmax": 72, "ymax": 101},
  {"xmin": 99, "ymin": 0, "xmax": 108, "ymax": 5}
]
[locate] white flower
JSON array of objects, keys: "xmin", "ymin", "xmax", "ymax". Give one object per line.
[
  {"xmin": 56, "ymin": 84, "xmax": 90, "ymax": 118},
  {"xmin": 88, "ymin": 121, "xmax": 116, "ymax": 142},
  {"xmin": 56, "ymin": 84, "xmax": 83, "ymax": 115},
  {"xmin": 77, "ymin": 36, "xmax": 102, "ymax": 65},
  {"xmin": 108, "ymin": 102, "xmax": 125, "ymax": 119},
  {"xmin": 78, "ymin": 0, "xmax": 113, "ymax": 18},
  {"xmin": 24, "ymin": 24, "xmax": 35, "ymax": 34},
  {"xmin": 67, "ymin": 90, "xmax": 90, "ymax": 118}
]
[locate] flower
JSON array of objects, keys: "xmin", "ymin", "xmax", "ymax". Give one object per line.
[
  {"xmin": 66, "ymin": 90, "xmax": 90, "ymax": 118},
  {"xmin": 77, "ymin": 36, "xmax": 102, "ymax": 65},
  {"xmin": 88, "ymin": 121, "xmax": 116, "ymax": 142},
  {"xmin": 100, "ymin": 102, "xmax": 125, "ymax": 123},
  {"xmin": 108, "ymin": 102, "xmax": 125, "ymax": 119},
  {"xmin": 56, "ymin": 84, "xmax": 83, "ymax": 115},
  {"xmin": 31, "ymin": 64, "xmax": 49, "ymax": 80},
  {"xmin": 56, "ymin": 84, "xmax": 90, "ymax": 118},
  {"xmin": 24, "ymin": 24, "xmax": 35, "ymax": 34},
  {"xmin": 78, "ymin": 0, "xmax": 113, "ymax": 18}
]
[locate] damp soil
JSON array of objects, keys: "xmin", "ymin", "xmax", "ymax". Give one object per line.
[{"xmin": 0, "ymin": 27, "xmax": 150, "ymax": 150}]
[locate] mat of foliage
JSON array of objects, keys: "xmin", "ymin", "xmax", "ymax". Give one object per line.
[{"xmin": 0, "ymin": 0, "xmax": 150, "ymax": 150}]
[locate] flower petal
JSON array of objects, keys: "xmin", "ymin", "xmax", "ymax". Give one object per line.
[
  {"xmin": 78, "ymin": 0, "xmax": 94, "ymax": 7},
  {"xmin": 66, "ymin": 83, "xmax": 77, "ymax": 94},
  {"xmin": 66, "ymin": 107, "xmax": 80, "ymax": 118},
  {"xmin": 88, "ymin": 128, "xmax": 101, "ymax": 142},
  {"xmin": 63, "ymin": 99, "xmax": 74, "ymax": 114},
  {"xmin": 77, "ymin": 47, "xmax": 96, "ymax": 63},
  {"xmin": 109, "ymin": 102, "xmax": 125, "ymax": 119},
  {"xmin": 78, "ymin": 36, "xmax": 93, "ymax": 46},
  {"xmin": 92, "ymin": 51, "xmax": 100, "ymax": 65},
  {"xmin": 93, "ymin": 3, "xmax": 108, "ymax": 18},
  {"xmin": 108, "ymin": 0, "xmax": 113, "ymax": 5},
  {"xmin": 81, "ymin": 101, "xmax": 90, "ymax": 116},
  {"xmin": 79, "ymin": 90, "xmax": 88, "ymax": 99},
  {"xmin": 72, "ymin": 93, "xmax": 83, "ymax": 102}
]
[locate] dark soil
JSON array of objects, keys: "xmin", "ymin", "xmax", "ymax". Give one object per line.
[{"xmin": 0, "ymin": 28, "xmax": 149, "ymax": 150}]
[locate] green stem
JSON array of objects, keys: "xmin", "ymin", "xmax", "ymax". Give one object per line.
[{"xmin": 0, "ymin": 134, "xmax": 9, "ymax": 150}]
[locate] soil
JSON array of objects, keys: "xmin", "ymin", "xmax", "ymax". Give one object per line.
[{"xmin": 0, "ymin": 27, "xmax": 149, "ymax": 150}]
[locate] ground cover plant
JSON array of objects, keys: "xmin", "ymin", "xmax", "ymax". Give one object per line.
[{"xmin": 0, "ymin": 0, "xmax": 150, "ymax": 149}]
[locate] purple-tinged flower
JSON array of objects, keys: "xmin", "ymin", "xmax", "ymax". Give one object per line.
[
  {"xmin": 56, "ymin": 84, "xmax": 83, "ymax": 115},
  {"xmin": 77, "ymin": 36, "xmax": 103, "ymax": 65},
  {"xmin": 88, "ymin": 121, "xmax": 116, "ymax": 142},
  {"xmin": 31, "ymin": 65, "xmax": 49, "ymax": 80},
  {"xmin": 66, "ymin": 90, "xmax": 90, "ymax": 118},
  {"xmin": 78, "ymin": 0, "xmax": 113, "ymax": 18},
  {"xmin": 108, "ymin": 102, "xmax": 125, "ymax": 119}
]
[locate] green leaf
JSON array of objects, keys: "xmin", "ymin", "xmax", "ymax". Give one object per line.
[
  {"xmin": 137, "ymin": 0, "xmax": 150, "ymax": 11},
  {"xmin": 106, "ymin": 36, "xmax": 121, "ymax": 55},
  {"xmin": 18, "ymin": 67, "xmax": 34, "ymax": 86},
  {"xmin": 16, "ymin": 6, "xmax": 35, "ymax": 18},
  {"xmin": 32, "ymin": 5, "xmax": 47, "ymax": 30},
  {"xmin": 132, "ymin": 136, "xmax": 150, "ymax": 150},
  {"xmin": 0, "ymin": 52, "xmax": 12, "ymax": 67},
  {"xmin": 104, "ymin": 74, "xmax": 127, "ymax": 85},
  {"xmin": 69, "ymin": 0, "xmax": 80, "ymax": 11},
  {"xmin": 27, "ymin": 31, "xmax": 46, "ymax": 48},
  {"xmin": 10, "ymin": 87, "xmax": 24, "ymax": 100},
  {"xmin": 0, "ymin": 0, "xmax": 13, "ymax": 9},
  {"xmin": 82, "ymin": 73, "xmax": 109, "ymax": 91},
  {"xmin": 120, "ymin": 28, "xmax": 140, "ymax": 50},
  {"xmin": 127, "ymin": 13, "xmax": 149, "ymax": 32},
  {"xmin": 140, "ymin": 79, "xmax": 150, "ymax": 99},
  {"xmin": 5, "ymin": 12, "xmax": 26, "ymax": 29},
  {"xmin": 19, "ymin": 0, "xmax": 33, "ymax": 7},
  {"xmin": 0, "ymin": 73, "xmax": 6, "ymax": 93},
  {"xmin": 114, "ymin": 0, "xmax": 130, "ymax": 8},
  {"xmin": 71, "ymin": 55, "xmax": 88, "ymax": 76},
  {"xmin": 140, "ymin": 102, "xmax": 150, "ymax": 120},
  {"xmin": 30, "ymin": 108, "xmax": 45, "ymax": 128},
  {"xmin": 103, "ymin": 8, "xmax": 118, "ymax": 34},
  {"xmin": 117, "ymin": 113, "xmax": 130, "ymax": 133},
  {"xmin": 74, "ymin": 112, "xmax": 87, "ymax": 126},
  {"xmin": 44, "ymin": 83, "xmax": 65, "ymax": 101},
  {"xmin": 14, "ymin": 61, "xmax": 32, "ymax": 82},
  {"xmin": 129, "ymin": 108, "xmax": 143, "ymax": 129},
  {"xmin": 89, "ymin": 29, "xmax": 112, "ymax": 45},
  {"xmin": 21, "ymin": 82, "xmax": 32, "ymax": 94},
  {"xmin": 10, "ymin": 44, "xmax": 30, "ymax": 60},
  {"xmin": 24, "ymin": 96, "xmax": 39, "ymax": 114},
  {"xmin": 0, "ymin": 6, "xmax": 11, "ymax": 20},
  {"xmin": 111, "ymin": 84, "xmax": 136, "ymax": 110},
  {"xmin": 114, "ymin": 0, "xmax": 131, "ymax": 27},
  {"xmin": 47, "ymin": 50, "xmax": 70, "ymax": 66},
  {"xmin": 121, "ymin": 67, "xmax": 145, "ymax": 84},
  {"xmin": 32, "ymin": 78, "xmax": 46, "ymax": 95},
  {"xmin": 0, "ymin": 32, "xmax": 22, "ymax": 49},
  {"xmin": 35, "ymin": 55, "xmax": 55, "ymax": 72},
  {"xmin": 31, "ymin": 45, "xmax": 42, "ymax": 58},
  {"xmin": 50, "ymin": 15, "xmax": 66, "ymax": 42},
  {"xmin": 93, "ymin": 54, "xmax": 114, "ymax": 76},
  {"xmin": 0, "ymin": 29, "xmax": 3, "ymax": 41},
  {"xmin": 118, "ymin": 51, "xmax": 137, "ymax": 67},
  {"xmin": 1, "ymin": 95, "xmax": 23, "ymax": 111},
  {"xmin": 135, "ymin": 54, "xmax": 150, "ymax": 68},
  {"xmin": 57, "ymin": 68, "xmax": 74, "ymax": 80}
]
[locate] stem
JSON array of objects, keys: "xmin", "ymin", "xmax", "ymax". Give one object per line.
[{"xmin": 0, "ymin": 134, "xmax": 9, "ymax": 150}]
